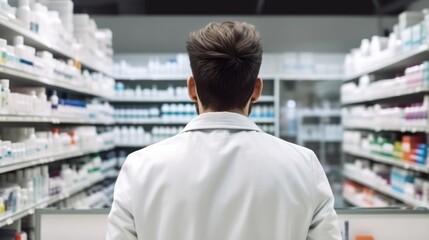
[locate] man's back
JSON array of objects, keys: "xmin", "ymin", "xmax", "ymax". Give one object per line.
[{"xmin": 107, "ymin": 112, "xmax": 341, "ymax": 240}]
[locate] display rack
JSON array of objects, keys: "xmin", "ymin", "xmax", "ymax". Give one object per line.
[
  {"xmin": 342, "ymin": 120, "xmax": 428, "ymax": 133},
  {"xmin": 341, "ymin": 86, "xmax": 429, "ymax": 105},
  {"xmin": 0, "ymin": 175, "xmax": 106, "ymax": 228},
  {"xmin": 110, "ymin": 95, "xmax": 276, "ymax": 103},
  {"xmin": 344, "ymin": 44, "xmax": 429, "ymax": 81},
  {"xmin": 0, "ymin": 8, "xmax": 117, "ymax": 230},
  {"xmin": 279, "ymin": 74, "xmax": 344, "ymax": 81},
  {"xmin": 0, "ymin": 115, "xmax": 115, "ymax": 125},
  {"xmin": 297, "ymin": 109, "xmax": 342, "ymax": 165},
  {"xmin": 343, "ymin": 146, "xmax": 429, "ymax": 174},
  {"xmin": 343, "ymin": 170, "xmax": 428, "ymax": 208},
  {"xmin": 0, "ymin": 17, "xmax": 112, "ymax": 76},
  {"xmin": 342, "ymin": 193, "xmax": 371, "ymax": 208},
  {"xmin": 113, "ymin": 76, "xmax": 280, "ymax": 138},
  {"xmin": 341, "ymin": 41, "xmax": 429, "ymax": 207},
  {"xmin": 0, "ymin": 65, "xmax": 112, "ymax": 99},
  {"xmin": 0, "ymin": 145, "xmax": 115, "ymax": 175}
]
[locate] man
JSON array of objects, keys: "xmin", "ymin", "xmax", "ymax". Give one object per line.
[{"xmin": 107, "ymin": 21, "xmax": 341, "ymax": 240}]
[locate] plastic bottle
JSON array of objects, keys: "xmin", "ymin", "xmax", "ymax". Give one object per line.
[
  {"xmin": 6, "ymin": 45, "xmax": 17, "ymax": 68},
  {"xmin": 0, "ymin": 38, "xmax": 7, "ymax": 65},
  {"xmin": 50, "ymin": 90, "xmax": 59, "ymax": 109},
  {"xmin": 0, "ymin": 197, "xmax": 5, "ymax": 214},
  {"xmin": 29, "ymin": 2, "xmax": 42, "ymax": 34},
  {"xmin": 24, "ymin": 169, "xmax": 34, "ymax": 204},
  {"xmin": 52, "ymin": 128, "xmax": 61, "ymax": 153},
  {"xmin": 1, "ymin": 79, "xmax": 10, "ymax": 113},
  {"xmin": 42, "ymin": 166, "xmax": 49, "ymax": 198},
  {"xmin": 17, "ymin": 0, "xmax": 30, "ymax": 29},
  {"xmin": 13, "ymin": 36, "xmax": 26, "ymax": 70}
]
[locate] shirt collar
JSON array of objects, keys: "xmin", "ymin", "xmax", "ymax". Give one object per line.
[{"xmin": 181, "ymin": 112, "xmax": 262, "ymax": 133}]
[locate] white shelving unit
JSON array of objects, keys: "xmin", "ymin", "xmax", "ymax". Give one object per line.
[
  {"xmin": 0, "ymin": 114, "xmax": 115, "ymax": 125},
  {"xmin": 0, "ymin": 175, "xmax": 106, "ymax": 228},
  {"xmin": 113, "ymin": 75, "xmax": 280, "ymax": 138},
  {"xmin": 342, "ymin": 193, "xmax": 371, "ymax": 208},
  {"xmin": 0, "ymin": 17, "xmax": 112, "ymax": 76},
  {"xmin": 111, "ymin": 95, "xmax": 276, "ymax": 103},
  {"xmin": 0, "ymin": 12, "xmax": 116, "ymax": 229},
  {"xmin": 0, "ymin": 65, "xmax": 112, "ymax": 99},
  {"xmin": 115, "ymin": 118, "xmax": 191, "ymax": 125},
  {"xmin": 344, "ymin": 44, "xmax": 429, "ymax": 81},
  {"xmin": 341, "ymin": 41, "xmax": 429, "ymax": 207},
  {"xmin": 342, "ymin": 86, "xmax": 429, "ymax": 105},
  {"xmin": 0, "ymin": 145, "xmax": 115, "ymax": 175},
  {"xmin": 343, "ymin": 146, "xmax": 429, "ymax": 174},
  {"xmin": 343, "ymin": 170, "xmax": 428, "ymax": 208},
  {"xmin": 342, "ymin": 120, "xmax": 428, "ymax": 133},
  {"xmin": 279, "ymin": 74, "xmax": 344, "ymax": 81},
  {"xmin": 297, "ymin": 109, "xmax": 342, "ymax": 165}
]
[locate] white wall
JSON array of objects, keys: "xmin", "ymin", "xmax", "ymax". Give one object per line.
[{"xmin": 94, "ymin": 16, "xmax": 397, "ymax": 54}]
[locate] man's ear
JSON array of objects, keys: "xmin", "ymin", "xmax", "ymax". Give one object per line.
[
  {"xmin": 187, "ymin": 76, "xmax": 198, "ymax": 102},
  {"xmin": 250, "ymin": 78, "xmax": 263, "ymax": 103}
]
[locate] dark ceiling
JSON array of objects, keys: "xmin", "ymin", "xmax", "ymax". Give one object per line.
[{"xmin": 74, "ymin": 0, "xmax": 417, "ymax": 15}]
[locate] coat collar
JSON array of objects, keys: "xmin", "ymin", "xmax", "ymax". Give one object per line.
[{"xmin": 181, "ymin": 112, "xmax": 262, "ymax": 133}]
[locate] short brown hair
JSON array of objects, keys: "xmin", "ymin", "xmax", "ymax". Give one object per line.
[{"xmin": 186, "ymin": 21, "xmax": 263, "ymax": 111}]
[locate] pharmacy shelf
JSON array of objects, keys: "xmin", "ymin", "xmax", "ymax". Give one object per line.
[
  {"xmin": 0, "ymin": 17, "xmax": 112, "ymax": 76},
  {"xmin": 343, "ymin": 170, "xmax": 428, "ymax": 208},
  {"xmin": 115, "ymin": 74, "xmax": 278, "ymax": 81},
  {"xmin": 115, "ymin": 118, "xmax": 274, "ymax": 125},
  {"xmin": 343, "ymin": 146, "xmax": 429, "ymax": 173},
  {"xmin": 344, "ymin": 44, "xmax": 429, "ymax": 81},
  {"xmin": 111, "ymin": 97, "xmax": 191, "ymax": 103},
  {"xmin": 0, "ymin": 175, "xmax": 105, "ymax": 228},
  {"xmin": 343, "ymin": 193, "xmax": 370, "ymax": 208},
  {"xmin": 279, "ymin": 74, "xmax": 344, "ymax": 81},
  {"xmin": 0, "ymin": 145, "xmax": 115, "ymax": 175},
  {"xmin": 0, "ymin": 65, "xmax": 112, "ymax": 99},
  {"xmin": 343, "ymin": 120, "xmax": 428, "ymax": 133},
  {"xmin": 115, "ymin": 118, "xmax": 191, "ymax": 125},
  {"xmin": 341, "ymin": 86, "xmax": 429, "ymax": 105},
  {"xmin": 114, "ymin": 74, "xmax": 188, "ymax": 81},
  {"xmin": 110, "ymin": 95, "xmax": 275, "ymax": 103},
  {"xmin": 299, "ymin": 110, "xmax": 341, "ymax": 117},
  {"xmin": 0, "ymin": 114, "xmax": 115, "ymax": 125}
]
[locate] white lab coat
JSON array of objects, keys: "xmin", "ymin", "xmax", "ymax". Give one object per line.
[{"xmin": 107, "ymin": 112, "xmax": 341, "ymax": 240}]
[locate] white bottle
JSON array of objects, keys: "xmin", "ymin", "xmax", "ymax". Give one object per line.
[
  {"xmin": 13, "ymin": 36, "xmax": 26, "ymax": 70},
  {"xmin": 16, "ymin": 0, "xmax": 30, "ymax": 30},
  {"xmin": 1, "ymin": 79, "xmax": 10, "ymax": 114},
  {"xmin": 0, "ymin": 83, "xmax": 3, "ymax": 113},
  {"xmin": 0, "ymin": 38, "xmax": 7, "ymax": 65},
  {"xmin": 29, "ymin": 2, "xmax": 40, "ymax": 34},
  {"xmin": 6, "ymin": 45, "xmax": 16, "ymax": 68},
  {"xmin": 21, "ymin": 189, "xmax": 28, "ymax": 209},
  {"xmin": 24, "ymin": 168, "xmax": 34, "ymax": 204},
  {"xmin": 50, "ymin": 90, "xmax": 59, "ymax": 109},
  {"xmin": 42, "ymin": 165, "xmax": 49, "ymax": 198}
]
